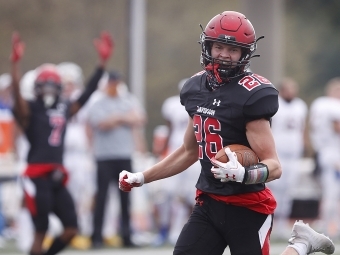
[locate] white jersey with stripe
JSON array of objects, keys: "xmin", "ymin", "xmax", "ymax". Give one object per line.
[
  {"xmin": 271, "ymin": 96, "xmax": 308, "ymax": 158},
  {"xmin": 161, "ymin": 95, "xmax": 188, "ymax": 154},
  {"xmin": 309, "ymin": 96, "xmax": 340, "ymax": 152}
]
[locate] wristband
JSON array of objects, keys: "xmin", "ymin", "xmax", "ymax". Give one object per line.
[
  {"xmin": 243, "ymin": 163, "xmax": 268, "ymax": 184},
  {"xmin": 135, "ymin": 172, "xmax": 145, "ymax": 186}
]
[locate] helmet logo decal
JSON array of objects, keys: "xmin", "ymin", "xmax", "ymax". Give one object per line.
[{"xmin": 217, "ymin": 34, "xmax": 236, "ymax": 44}]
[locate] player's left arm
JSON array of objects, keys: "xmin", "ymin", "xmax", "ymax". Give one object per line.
[
  {"xmin": 246, "ymin": 118, "xmax": 282, "ymax": 182},
  {"xmin": 243, "ymin": 86, "xmax": 282, "ymax": 182},
  {"xmin": 69, "ymin": 31, "xmax": 114, "ymax": 116}
]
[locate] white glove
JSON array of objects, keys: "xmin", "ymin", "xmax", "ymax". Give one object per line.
[
  {"xmin": 210, "ymin": 147, "xmax": 245, "ymax": 183},
  {"xmin": 119, "ymin": 170, "xmax": 144, "ymax": 192}
]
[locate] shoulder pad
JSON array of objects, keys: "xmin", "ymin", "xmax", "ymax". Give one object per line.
[
  {"xmin": 243, "ymin": 86, "xmax": 279, "ymax": 121},
  {"xmin": 180, "ymin": 72, "xmax": 206, "ymax": 106},
  {"xmin": 191, "ymin": 70, "xmax": 205, "ymax": 77}
]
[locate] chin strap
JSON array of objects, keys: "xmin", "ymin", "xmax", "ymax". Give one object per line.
[
  {"xmin": 205, "ymin": 63, "xmax": 226, "ymax": 91},
  {"xmin": 205, "ymin": 63, "xmax": 222, "ymax": 83}
]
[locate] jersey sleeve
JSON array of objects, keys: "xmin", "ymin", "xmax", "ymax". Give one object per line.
[
  {"xmin": 180, "ymin": 74, "xmax": 203, "ymax": 108},
  {"xmin": 243, "ymin": 87, "xmax": 279, "ymax": 122},
  {"xmin": 180, "ymin": 79, "xmax": 191, "ymax": 107}
]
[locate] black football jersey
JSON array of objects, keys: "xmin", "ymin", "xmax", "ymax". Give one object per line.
[
  {"xmin": 180, "ymin": 71, "xmax": 279, "ymax": 196},
  {"xmin": 25, "ymin": 99, "xmax": 71, "ymax": 164}
]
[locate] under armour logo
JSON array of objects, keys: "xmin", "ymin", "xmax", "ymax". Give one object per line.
[
  {"xmin": 225, "ymin": 174, "xmax": 236, "ymax": 180},
  {"xmin": 213, "ymin": 99, "xmax": 221, "ymax": 106}
]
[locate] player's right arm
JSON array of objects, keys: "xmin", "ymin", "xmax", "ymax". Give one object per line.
[
  {"xmin": 119, "ymin": 116, "xmax": 198, "ymax": 192},
  {"xmin": 10, "ymin": 32, "xmax": 30, "ymax": 129}
]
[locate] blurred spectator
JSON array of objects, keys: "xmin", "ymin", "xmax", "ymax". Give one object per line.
[
  {"xmin": 0, "ymin": 73, "xmax": 14, "ymax": 248},
  {"xmin": 57, "ymin": 62, "xmax": 96, "ymax": 250},
  {"xmin": 267, "ymin": 77, "xmax": 308, "ymax": 239},
  {"xmin": 309, "ymin": 77, "xmax": 340, "ymax": 239},
  {"xmin": 0, "ymin": 73, "xmax": 15, "ymax": 157},
  {"xmin": 87, "ymin": 70, "xmax": 146, "ymax": 248},
  {"xmin": 10, "ymin": 31, "xmax": 113, "ymax": 255},
  {"xmin": 0, "ymin": 73, "xmax": 13, "ymax": 112},
  {"xmin": 151, "ymin": 78, "xmax": 200, "ymax": 246},
  {"xmin": 14, "ymin": 69, "xmax": 36, "ymax": 253}
]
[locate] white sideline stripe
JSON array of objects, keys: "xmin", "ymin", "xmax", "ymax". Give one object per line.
[
  {"xmin": 259, "ymin": 214, "xmax": 272, "ymax": 248},
  {"xmin": 21, "ymin": 176, "xmax": 36, "ymax": 197}
]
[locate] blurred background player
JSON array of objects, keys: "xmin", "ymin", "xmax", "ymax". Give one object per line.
[
  {"xmin": 151, "ymin": 78, "xmax": 200, "ymax": 246},
  {"xmin": 87, "ymin": 70, "xmax": 147, "ymax": 248},
  {"xmin": 309, "ymin": 77, "xmax": 340, "ymax": 240},
  {"xmin": 57, "ymin": 62, "xmax": 96, "ymax": 250},
  {"xmin": 9, "ymin": 31, "xmax": 113, "ymax": 255},
  {"xmin": 268, "ymin": 77, "xmax": 308, "ymax": 239}
]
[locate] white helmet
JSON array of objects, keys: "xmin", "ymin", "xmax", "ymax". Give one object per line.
[
  {"xmin": 57, "ymin": 62, "xmax": 83, "ymax": 88},
  {"xmin": 0, "ymin": 73, "xmax": 11, "ymax": 91},
  {"xmin": 20, "ymin": 70, "xmax": 37, "ymax": 100}
]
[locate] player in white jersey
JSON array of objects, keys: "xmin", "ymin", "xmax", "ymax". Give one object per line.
[
  {"xmin": 309, "ymin": 77, "xmax": 340, "ymax": 239},
  {"xmin": 58, "ymin": 62, "xmax": 95, "ymax": 249},
  {"xmin": 151, "ymin": 79, "xmax": 200, "ymax": 246},
  {"xmin": 268, "ymin": 78, "xmax": 308, "ymax": 238}
]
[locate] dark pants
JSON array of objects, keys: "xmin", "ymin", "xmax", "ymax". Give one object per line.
[
  {"xmin": 92, "ymin": 159, "xmax": 132, "ymax": 244},
  {"xmin": 174, "ymin": 194, "xmax": 273, "ymax": 255},
  {"xmin": 25, "ymin": 173, "xmax": 78, "ymax": 231}
]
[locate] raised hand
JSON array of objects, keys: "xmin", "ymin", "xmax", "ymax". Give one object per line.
[
  {"xmin": 10, "ymin": 32, "xmax": 25, "ymax": 63},
  {"xmin": 93, "ymin": 31, "xmax": 114, "ymax": 64}
]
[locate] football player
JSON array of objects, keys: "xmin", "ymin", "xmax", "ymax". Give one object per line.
[
  {"xmin": 58, "ymin": 62, "xmax": 95, "ymax": 249},
  {"xmin": 118, "ymin": 11, "xmax": 333, "ymax": 255},
  {"xmin": 309, "ymin": 77, "xmax": 340, "ymax": 239},
  {"xmin": 10, "ymin": 31, "xmax": 113, "ymax": 255},
  {"xmin": 268, "ymin": 78, "xmax": 308, "ymax": 238}
]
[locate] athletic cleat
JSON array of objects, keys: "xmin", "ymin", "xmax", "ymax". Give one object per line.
[{"xmin": 288, "ymin": 220, "xmax": 335, "ymax": 254}]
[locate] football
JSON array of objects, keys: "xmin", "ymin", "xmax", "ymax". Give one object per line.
[{"xmin": 213, "ymin": 144, "xmax": 259, "ymax": 167}]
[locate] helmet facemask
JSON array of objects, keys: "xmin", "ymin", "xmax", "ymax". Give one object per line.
[{"xmin": 35, "ymin": 81, "xmax": 62, "ymax": 108}]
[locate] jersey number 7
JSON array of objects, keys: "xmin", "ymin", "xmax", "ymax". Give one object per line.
[{"xmin": 49, "ymin": 115, "xmax": 66, "ymax": 146}]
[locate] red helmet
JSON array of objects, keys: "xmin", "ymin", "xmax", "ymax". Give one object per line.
[
  {"xmin": 34, "ymin": 64, "xmax": 62, "ymax": 97},
  {"xmin": 35, "ymin": 64, "xmax": 61, "ymax": 84},
  {"xmin": 199, "ymin": 11, "xmax": 262, "ymax": 87}
]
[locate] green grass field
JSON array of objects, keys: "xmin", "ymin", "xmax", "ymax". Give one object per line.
[{"xmin": 1, "ymin": 240, "xmax": 340, "ymax": 255}]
